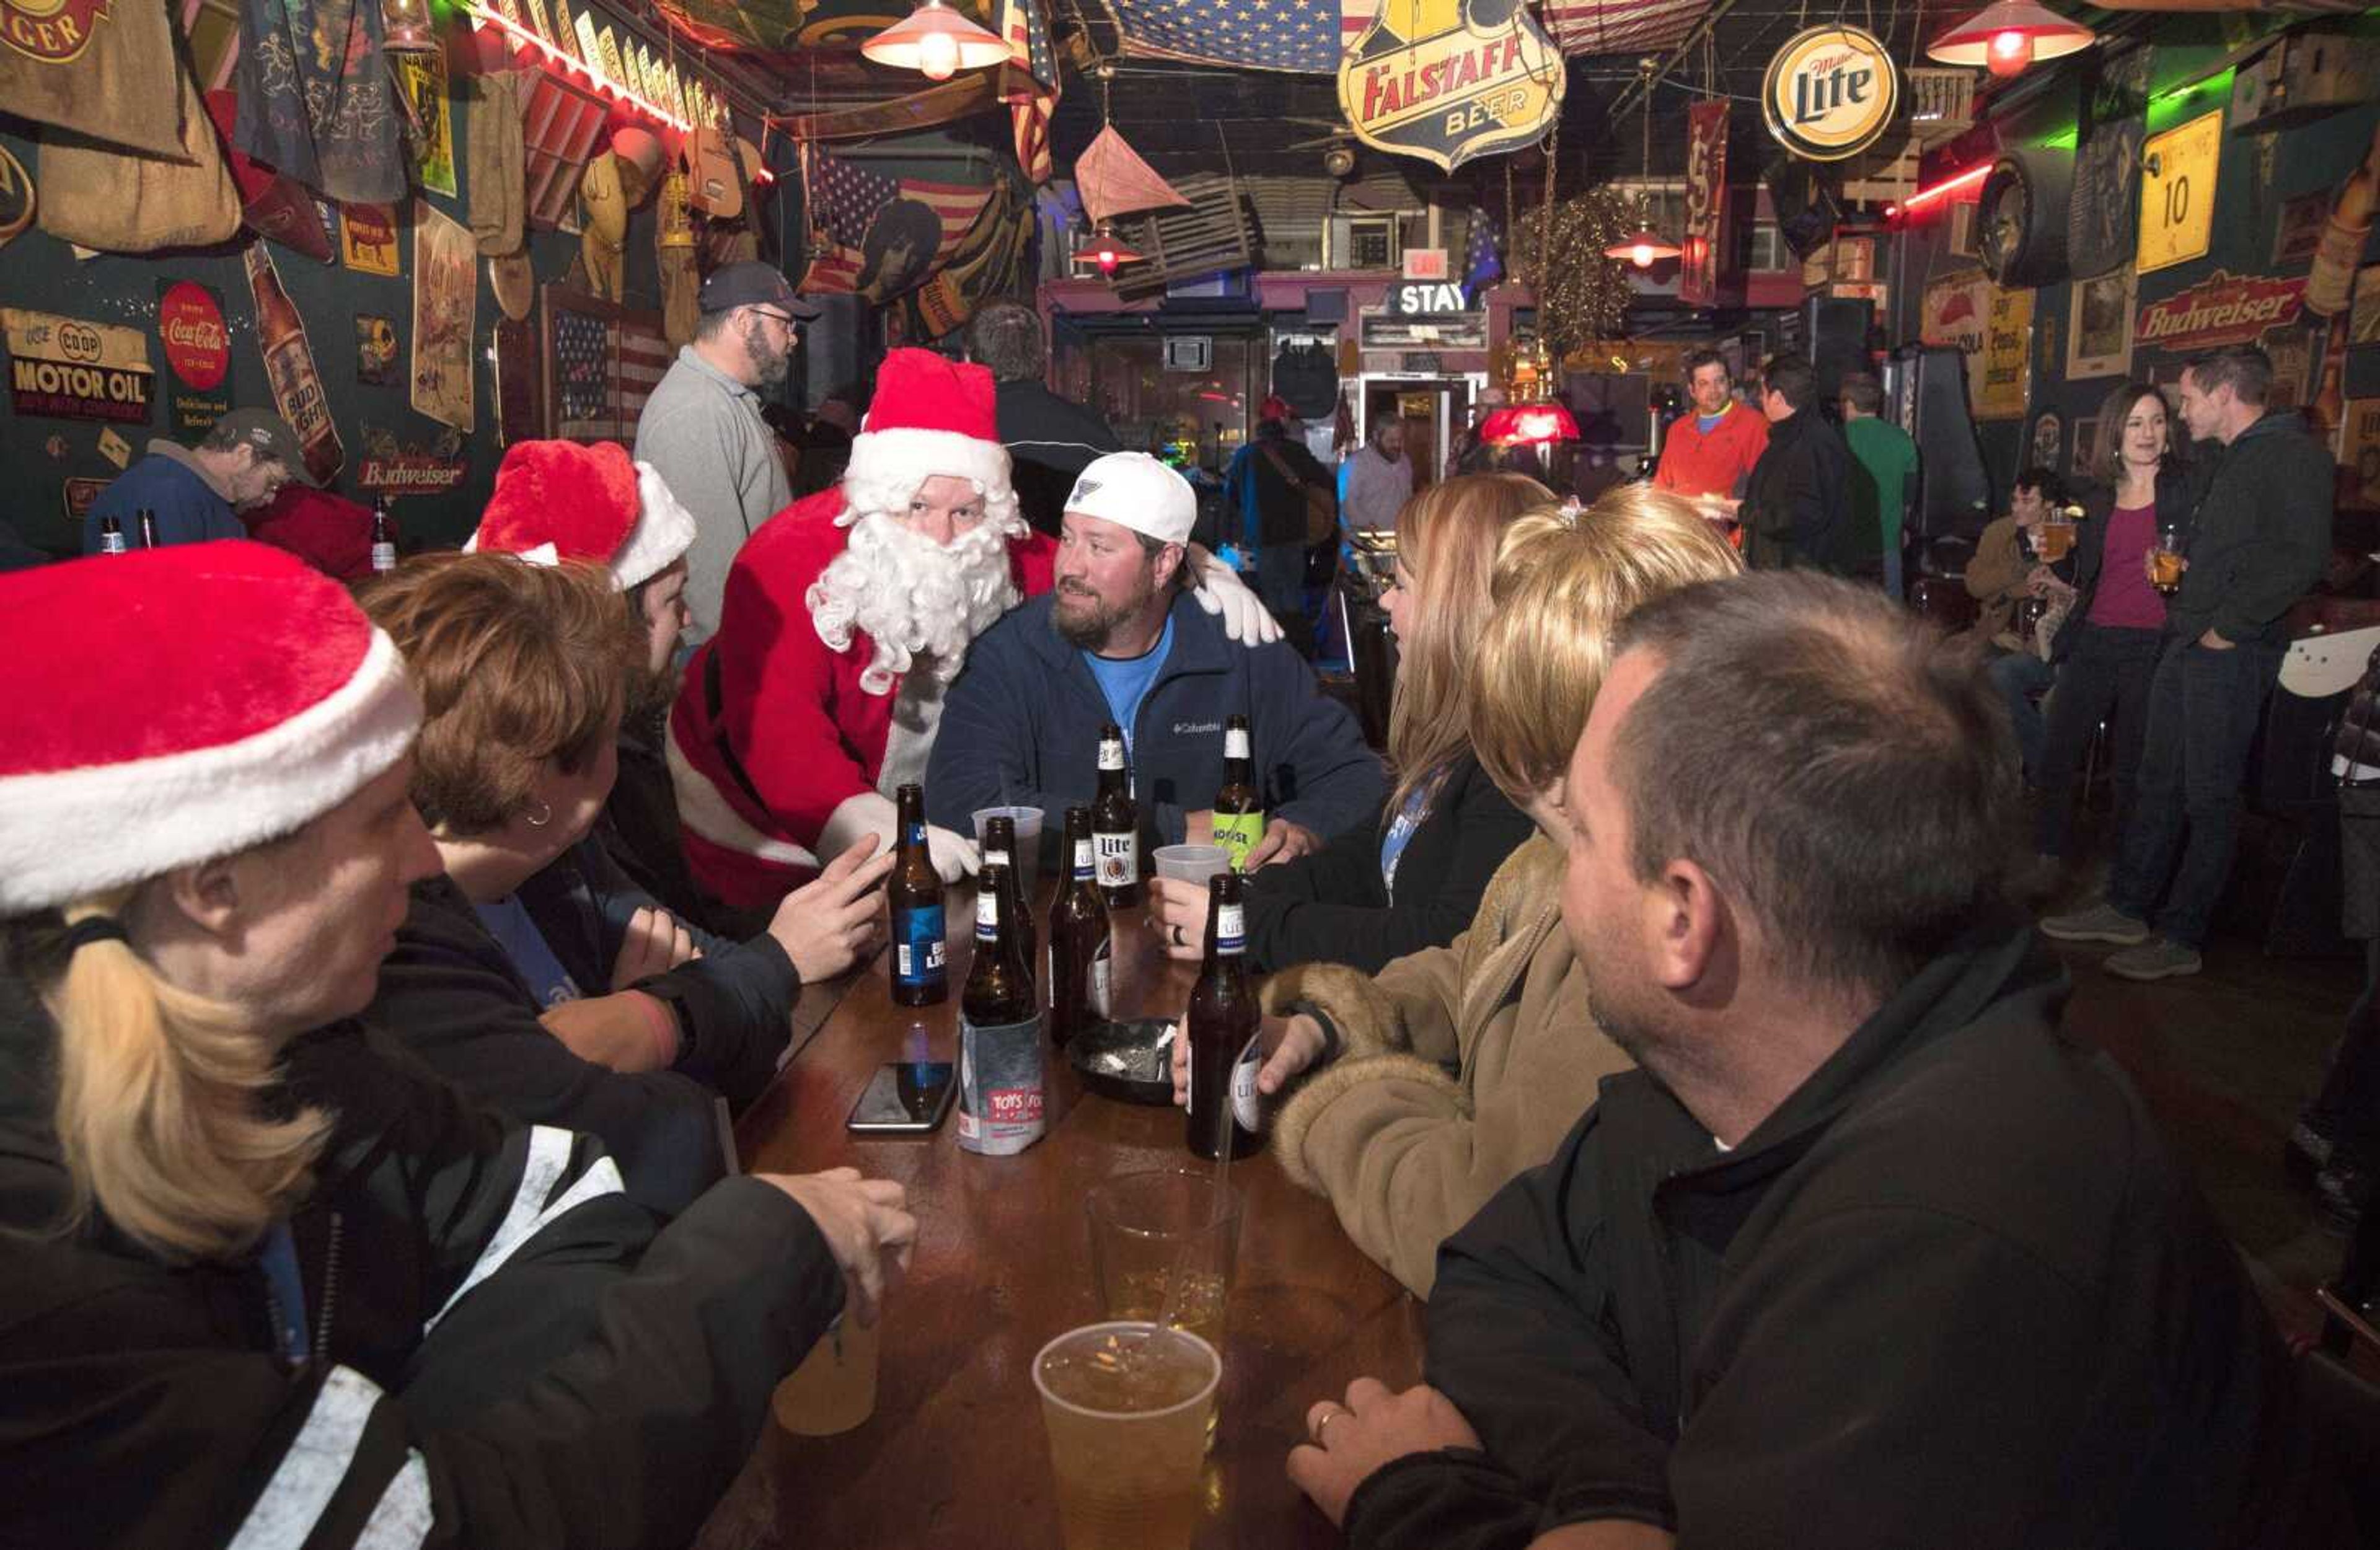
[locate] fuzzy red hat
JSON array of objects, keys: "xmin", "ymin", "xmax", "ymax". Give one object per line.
[
  {"xmin": 0, "ymin": 542, "xmax": 421, "ymax": 912},
  {"xmin": 466, "ymin": 440, "xmax": 697, "ymax": 591},
  {"xmin": 843, "ymin": 349, "xmax": 1013, "ymax": 519}
]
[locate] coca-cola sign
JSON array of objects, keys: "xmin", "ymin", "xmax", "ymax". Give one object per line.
[
  {"xmin": 2136, "ymin": 270, "xmax": 2307, "ymax": 354},
  {"xmin": 156, "ymin": 280, "xmax": 232, "ymax": 436}
]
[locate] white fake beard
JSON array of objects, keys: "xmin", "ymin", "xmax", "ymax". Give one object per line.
[{"xmin": 807, "ymin": 509, "xmax": 1021, "ymax": 696}]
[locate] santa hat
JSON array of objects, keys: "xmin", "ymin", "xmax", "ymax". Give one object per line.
[
  {"xmin": 0, "ymin": 542, "xmax": 421, "ymax": 914},
  {"xmin": 844, "ymin": 348, "xmax": 1012, "ymax": 509},
  {"xmin": 465, "ymin": 439, "xmax": 697, "ymax": 591}
]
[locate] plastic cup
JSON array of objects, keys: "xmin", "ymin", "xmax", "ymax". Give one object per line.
[
  {"xmin": 1034, "ymin": 1321, "xmax": 1220, "ymax": 1550},
  {"xmin": 2036, "ymin": 519, "xmax": 2075, "ymax": 563},
  {"xmin": 971, "ymin": 805, "xmax": 1044, "ymax": 896},
  {"xmin": 1085, "ymin": 1169, "xmax": 1241, "ymax": 1350},
  {"xmin": 771, "ymin": 1313, "xmax": 879, "ymax": 1435},
  {"xmin": 1153, "ymin": 844, "xmax": 1230, "ymax": 888}
]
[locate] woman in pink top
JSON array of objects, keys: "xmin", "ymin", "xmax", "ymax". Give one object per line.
[{"xmin": 2033, "ymin": 382, "xmax": 2193, "ymax": 861}]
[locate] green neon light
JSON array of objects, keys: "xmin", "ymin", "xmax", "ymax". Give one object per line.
[{"xmin": 2028, "ymin": 66, "xmax": 2236, "ymax": 154}]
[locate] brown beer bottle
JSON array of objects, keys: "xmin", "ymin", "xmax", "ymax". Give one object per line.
[
  {"xmin": 888, "ymin": 783, "xmax": 947, "ymax": 1006},
  {"xmin": 1091, "ymin": 722, "xmax": 1140, "ymax": 907},
  {"xmin": 958, "ymin": 856, "xmax": 1046, "ymax": 1155},
  {"xmin": 981, "ymin": 814, "xmax": 1036, "ymax": 1002},
  {"xmin": 1047, "ymin": 805, "xmax": 1112, "ymax": 1049},
  {"xmin": 242, "ymin": 243, "xmax": 345, "ymax": 486},
  {"xmin": 1211, "ymin": 713, "xmax": 1264, "ymax": 873},
  {"xmin": 1184, "ymin": 871, "xmax": 1263, "ymax": 1161}
]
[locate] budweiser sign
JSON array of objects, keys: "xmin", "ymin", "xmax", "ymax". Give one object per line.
[
  {"xmin": 357, "ymin": 456, "xmax": 468, "ymax": 495},
  {"xmin": 2135, "ymin": 270, "xmax": 2307, "ymax": 354}
]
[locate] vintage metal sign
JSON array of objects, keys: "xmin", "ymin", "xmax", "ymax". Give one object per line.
[
  {"xmin": 2, "ymin": 0, "xmax": 111, "ymax": 63},
  {"xmin": 1336, "ymin": 0, "xmax": 1564, "ymax": 174},
  {"xmin": 1763, "ymin": 25, "xmax": 1897, "ymax": 164},
  {"xmin": 157, "ymin": 280, "xmax": 232, "ymax": 436},
  {"xmin": 1678, "ymin": 99, "xmax": 1729, "ymax": 307},
  {"xmin": 0, "ymin": 143, "xmax": 31, "ymax": 247},
  {"xmin": 2135, "ymin": 270, "xmax": 2307, "ymax": 354},
  {"xmin": 1, "ymin": 306, "xmax": 152, "ymax": 423}
]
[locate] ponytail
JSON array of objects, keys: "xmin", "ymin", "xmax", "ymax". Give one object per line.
[{"xmin": 33, "ymin": 893, "xmax": 328, "ymax": 1262}]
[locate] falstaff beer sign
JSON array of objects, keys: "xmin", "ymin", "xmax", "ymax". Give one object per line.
[
  {"xmin": 1336, "ymin": 0, "xmax": 1564, "ymax": 174},
  {"xmin": 2136, "ymin": 270, "xmax": 2306, "ymax": 354},
  {"xmin": 1763, "ymin": 25, "xmax": 1897, "ymax": 164},
  {"xmin": 1, "ymin": 307, "xmax": 152, "ymax": 423}
]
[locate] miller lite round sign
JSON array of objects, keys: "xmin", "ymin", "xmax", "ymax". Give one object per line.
[{"xmin": 1763, "ymin": 25, "xmax": 1898, "ymax": 164}]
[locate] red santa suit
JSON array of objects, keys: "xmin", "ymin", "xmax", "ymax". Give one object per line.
[{"xmin": 667, "ymin": 350, "xmax": 1056, "ymax": 910}]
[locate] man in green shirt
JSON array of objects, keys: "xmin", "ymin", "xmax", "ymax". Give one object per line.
[{"xmin": 1840, "ymin": 372, "xmax": 1919, "ymax": 599}]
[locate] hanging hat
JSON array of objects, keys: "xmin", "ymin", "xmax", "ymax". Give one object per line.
[
  {"xmin": 1063, "ymin": 452, "xmax": 1195, "ymax": 546},
  {"xmin": 842, "ymin": 348, "xmax": 1015, "ymax": 521},
  {"xmin": 465, "ymin": 439, "xmax": 697, "ymax": 591},
  {"xmin": 0, "ymin": 542, "xmax": 421, "ymax": 914}
]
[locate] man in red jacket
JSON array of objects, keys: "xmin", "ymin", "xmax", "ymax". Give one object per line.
[
  {"xmin": 1652, "ymin": 349, "xmax": 1768, "ymax": 534},
  {"xmin": 668, "ymin": 349, "xmax": 1277, "ymax": 912}
]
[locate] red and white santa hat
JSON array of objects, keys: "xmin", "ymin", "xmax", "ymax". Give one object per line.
[
  {"xmin": 0, "ymin": 542, "xmax": 421, "ymax": 914},
  {"xmin": 842, "ymin": 348, "xmax": 1017, "ymax": 529},
  {"xmin": 464, "ymin": 439, "xmax": 697, "ymax": 591}
]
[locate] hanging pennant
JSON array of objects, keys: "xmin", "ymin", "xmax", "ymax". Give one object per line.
[
  {"xmin": 1678, "ymin": 100, "xmax": 1729, "ymax": 307},
  {"xmin": 1075, "ymin": 125, "xmax": 1190, "ymax": 229}
]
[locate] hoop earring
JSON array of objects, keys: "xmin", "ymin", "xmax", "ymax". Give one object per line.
[{"xmin": 522, "ymin": 801, "xmax": 553, "ymax": 829}]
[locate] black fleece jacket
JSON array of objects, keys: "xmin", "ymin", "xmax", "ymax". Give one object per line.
[
  {"xmin": 2166, "ymin": 411, "xmax": 2334, "ymax": 648},
  {"xmin": 1346, "ymin": 917, "xmax": 2339, "ymax": 1550},
  {"xmin": 1240, "ymin": 754, "xmax": 1533, "ymax": 975}
]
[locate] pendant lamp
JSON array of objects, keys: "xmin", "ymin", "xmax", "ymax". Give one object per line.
[
  {"xmin": 381, "ymin": 0, "xmax": 440, "ymax": 55},
  {"xmin": 1603, "ymin": 59, "xmax": 1681, "ymax": 270},
  {"xmin": 1927, "ymin": 0, "xmax": 2094, "ymax": 80},
  {"xmin": 861, "ymin": 0, "xmax": 1009, "ymax": 81},
  {"xmin": 1073, "ymin": 221, "xmax": 1143, "ymax": 276}
]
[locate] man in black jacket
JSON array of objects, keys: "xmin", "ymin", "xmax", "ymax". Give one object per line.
[
  {"xmin": 2043, "ymin": 345, "xmax": 2335, "ymax": 980},
  {"xmin": 1287, "ymin": 573, "xmax": 2335, "ymax": 1550},
  {"xmin": 1737, "ymin": 352, "xmax": 1853, "ymax": 573},
  {"xmin": 967, "ymin": 298, "xmax": 1120, "ymax": 540}
]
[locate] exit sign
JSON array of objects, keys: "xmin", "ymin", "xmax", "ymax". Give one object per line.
[{"xmin": 1402, "ymin": 249, "xmax": 1449, "ymax": 280}]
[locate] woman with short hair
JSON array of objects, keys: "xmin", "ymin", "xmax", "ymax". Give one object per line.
[
  {"xmin": 1175, "ymin": 487, "xmax": 1742, "ymax": 1297},
  {"xmin": 1148, "ymin": 473, "xmax": 1546, "ymax": 974},
  {"xmin": 361, "ymin": 553, "xmax": 889, "ymax": 1212},
  {"xmin": 0, "ymin": 542, "xmax": 912, "ymax": 1548}
]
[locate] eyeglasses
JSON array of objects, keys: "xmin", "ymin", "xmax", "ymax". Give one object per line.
[{"xmin": 750, "ymin": 308, "xmax": 800, "ymax": 328}]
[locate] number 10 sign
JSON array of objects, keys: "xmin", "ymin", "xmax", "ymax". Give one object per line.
[{"xmin": 2138, "ymin": 110, "xmax": 2221, "ymax": 276}]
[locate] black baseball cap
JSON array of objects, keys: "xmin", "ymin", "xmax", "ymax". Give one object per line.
[
  {"xmin": 698, "ymin": 261, "xmax": 820, "ymax": 319},
  {"xmin": 213, "ymin": 407, "xmax": 319, "ymax": 486}
]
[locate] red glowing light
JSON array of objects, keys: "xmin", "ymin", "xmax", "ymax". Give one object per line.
[{"xmin": 1901, "ymin": 162, "xmax": 1992, "ymax": 214}]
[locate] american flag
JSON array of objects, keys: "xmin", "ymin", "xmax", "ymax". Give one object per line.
[
  {"xmin": 1002, "ymin": 0, "xmax": 1059, "ymax": 184},
  {"xmin": 554, "ymin": 307, "xmax": 672, "ymax": 441},
  {"xmin": 1112, "ymin": 0, "xmax": 1703, "ymax": 72},
  {"xmin": 1462, "ymin": 204, "xmax": 1502, "ymax": 292},
  {"xmin": 801, "ymin": 149, "xmax": 997, "ymax": 298}
]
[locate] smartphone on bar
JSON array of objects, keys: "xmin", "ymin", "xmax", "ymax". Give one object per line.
[{"xmin": 845, "ymin": 1061, "xmax": 956, "ymax": 1135}]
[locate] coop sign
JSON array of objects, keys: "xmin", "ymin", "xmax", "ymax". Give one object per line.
[
  {"xmin": 1338, "ymin": 0, "xmax": 1565, "ymax": 174},
  {"xmin": 1763, "ymin": 25, "xmax": 1898, "ymax": 163}
]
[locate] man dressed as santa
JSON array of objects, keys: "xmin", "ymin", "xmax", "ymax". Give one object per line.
[{"xmin": 669, "ymin": 347, "xmax": 1276, "ymax": 911}]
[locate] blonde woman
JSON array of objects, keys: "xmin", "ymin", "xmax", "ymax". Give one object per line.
[
  {"xmin": 1149, "ymin": 473, "xmax": 1548, "ymax": 974},
  {"xmin": 1175, "ymin": 487, "xmax": 1741, "ymax": 1297},
  {"xmin": 0, "ymin": 543, "xmax": 912, "ymax": 1547}
]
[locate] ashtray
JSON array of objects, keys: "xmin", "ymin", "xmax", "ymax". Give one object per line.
[{"xmin": 1068, "ymin": 1016, "xmax": 1176, "ymax": 1106}]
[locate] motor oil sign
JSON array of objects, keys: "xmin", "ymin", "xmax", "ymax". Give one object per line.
[
  {"xmin": 1338, "ymin": 0, "xmax": 1564, "ymax": 174},
  {"xmin": 2, "ymin": 306, "xmax": 152, "ymax": 423},
  {"xmin": 1763, "ymin": 25, "xmax": 1898, "ymax": 164}
]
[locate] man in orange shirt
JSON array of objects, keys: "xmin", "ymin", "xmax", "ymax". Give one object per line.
[{"xmin": 1653, "ymin": 350, "xmax": 1769, "ymax": 537}]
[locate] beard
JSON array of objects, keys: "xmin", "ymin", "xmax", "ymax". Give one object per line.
[
  {"xmin": 1052, "ymin": 569, "xmax": 1157, "ymax": 651},
  {"xmin": 743, "ymin": 317, "xmax": 791, "ymax": 386},
  {"xmin": 808, "ymin": 508, "xmax": 1021, "ymax": 695}
]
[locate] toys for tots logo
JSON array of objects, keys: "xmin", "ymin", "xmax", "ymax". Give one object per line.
[{"xmin": 159, "ymin": 282, "xmax": 230, "ymax": 390}]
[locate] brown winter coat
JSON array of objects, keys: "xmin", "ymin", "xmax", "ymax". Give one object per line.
[{"xmin": 1261, "ymin": 834, "xmax": 1631, "ymax": 1298}]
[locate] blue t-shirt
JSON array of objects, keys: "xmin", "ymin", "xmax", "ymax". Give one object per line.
[
  {"xmin": 1082, "ymin": 615, "xmax": 1175, "ymax": 757},
  {"xmin": 1696, "ymin": 410, "xmax": 1729, "ymax": 434},
  {"xmin": 473, "ymin": 893, "xmax": 583, "ymax": 1008}
]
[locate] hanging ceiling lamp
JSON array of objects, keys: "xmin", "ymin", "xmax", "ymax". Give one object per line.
[
  {"xmin": 1603, "ymin": 59, "xmax": 1681, "ymax": 270},
  {"xmin": 381, "ymin": 0, "xmax": 441, "ymax": 55},
  {"xmin": 1073, "ymin": 221, "xmax": 1143, "ymax": 276},
  {"xmin": 1927, "ymin": 0, "xmax": 2094, "ymax": 80},
  {"xmin": 861, "ymin": 0, "xmax": 1009, "ymax": 81}
]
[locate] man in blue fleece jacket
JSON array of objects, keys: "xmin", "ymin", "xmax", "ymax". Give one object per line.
[{"xmin": 928, "ymin": 452, "xmax": 1383, "ymax": 874}]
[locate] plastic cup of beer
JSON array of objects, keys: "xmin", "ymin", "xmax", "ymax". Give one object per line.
[
  {"xmin": 2036, "ymin": 516, "xmax": 2076, "ymax": 563},
  {"xmin": 771, "ymin": 1313, "xmax": 880, "ymax": 1436},
  {"xmin": 1086, "ymin": 1168, "xmax": 1238, "ymax": 1451},
  {"xmin": 2150, "ymin": 527, "xmax": 2187, "ymax": 595},
  {"xmin": 1153, "ymin": 844, "xmax": 1231, "ymax": 889},
  {"xmin": 1034, "ymin": 1321, "xmax": 1220, "ymax": 1550},
  {"xmin": 971, "ymin": 805, "xmax": 1044, "ymax": 894}
]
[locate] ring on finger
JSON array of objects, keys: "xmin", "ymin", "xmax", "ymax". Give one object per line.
[
  {"xmin": 1171, "ymin": 923, "xmax": 1185, "ymax": 948},
  {"xmin": 1310, "ymin": 1404, "xmax": 1342, "ymax": 1442}
]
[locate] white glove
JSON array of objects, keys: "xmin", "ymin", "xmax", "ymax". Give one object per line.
[
  {"xmin": 1191, "ymin": 550, "xmax": 1284, "ymax": 646},
  {"xmin": 818, "ymin": 791, "xmax": 979, "ymax": 883}
]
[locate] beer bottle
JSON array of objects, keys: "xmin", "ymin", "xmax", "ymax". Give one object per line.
[
  {"xmin": 370, "ymin": 497, "xmax": 398, "ymax": 575},
  {"xmin": 888, "ymin": 783, "xmax": 948, "ymax": 1006},
  {"xmin": 981, "ymin": 814, "xmax": 1036, "ymax": 1001},
  {"xmin": 957, "ymin": 857, "xmax": 1046, "ymax": 1155},
  {"xmin": 1211, "ymin": 713, "xmax": 1264, "ymax": 873},
  {"xmin": 2308, "ymin": 120, "xmax": 2380, "ymax": 319},
  {"xmin": 136, "ymin": 508, "xmax": 159, "ymax": 550},
  {"xmin": 242, "ymin": 243, "xmax": 345, "ymax": 487},
  {"xmin": 1047, "ymin": 805, "xmax": 1113, "ymax": 1049},
  {"xmin": 1091, "ymin": 722, "xmax": 1140, "ymax": 907},
  {"xmin": 97, "ymin": 514, "xmax": 126, "ymax": 555},
  {"xmin": 1184, "ymin": 871, "xmax": 1263, "ymax": 1161}
]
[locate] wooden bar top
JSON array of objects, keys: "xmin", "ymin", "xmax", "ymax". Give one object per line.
[{"xmin": 705, "ymin": 884, "xmax": 1424, "ymax": 1550}]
